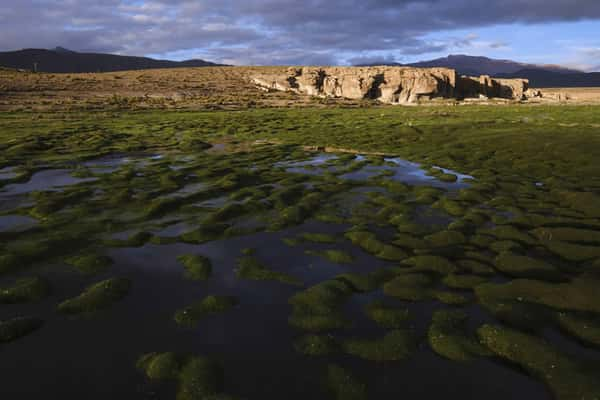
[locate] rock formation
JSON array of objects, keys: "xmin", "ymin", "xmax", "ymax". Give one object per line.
[{"xmin": 251, "ymin": 66, "xmax": 530, "ymax": 104}]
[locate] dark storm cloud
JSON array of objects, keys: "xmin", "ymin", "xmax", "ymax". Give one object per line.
[{"xmin": 1, "ymin": 0, "xmax": 600, "ymax": 64}]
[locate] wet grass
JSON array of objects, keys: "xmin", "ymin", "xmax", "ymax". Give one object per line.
[{"xmin": 1, "ymin": 105, "xmax": 600, "ymax": 398}]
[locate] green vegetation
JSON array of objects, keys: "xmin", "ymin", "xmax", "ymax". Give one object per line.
[
  {"xmin": 137, "ymin": 352, "xmax": 227, "ymax": 400},
  {"xmin": 289, "ymin": 279, "xmax": 354, "ymax": 331},
  {"xmin": 1, "ymin": 103, "xmax": 600, "ymax": 398},
  {"xmin": 364, "ymin": 300, "xmax": 410, "ymax": 328},
  {"xmin": 177, "ymin": 254, "xmax": 212, "ymax": 281},
  {"xmin": 58, "ymin": 277, "xmax": 131, "ymax": 314},
  {"xmin": 343, "ymin": 330, "xmax": 417, "ymax": 361},
  {"xmin": 478, "ymin": 324, "xmax": 600, "ymax": 400},
  {"xmin": 0, "ymin": 316, "xmax": 43, "ymax": 342},
  {"xmin": 294, "ymin": 334, "xmax": 339, "ymax": 356},
  {"xmin": 236, "ymin": 256, "xmax": 302, "ymax": 286},
  {"xmin": 66, "ymin": 253, "xmax": 113, "ymax": 275},
  {"xmin": 0, "ymin": 277, "xmax": 50, "ymax": 303},
  {"xmin": 428, "ymin": 310, "xmax": 490, "ymax": 361},
  {"xmin": 174, "ymin": 295, "xmax": 239, "ymax": 326},
  {"xmin": 306, "ymin": 249, "xmax": 354, "ymax": 264}
]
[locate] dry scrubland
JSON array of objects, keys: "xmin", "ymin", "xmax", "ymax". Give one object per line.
[
  {"xmin": 1, "ymin": 66, "xmax": 600, "ymax": 400},
  {"xmin": 2, "ymin": 66, "xmax": 600, "ymax": 111}
]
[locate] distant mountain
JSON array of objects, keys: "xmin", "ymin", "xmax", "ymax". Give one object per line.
[
  {"xmin": 356, "ymin": 54, "xmax": 599, "ymax": 87},
  {"xmin": 0, "ymin": 47, "xmax": 224, "ymax": 73},
  {"xmin": 497, "ymin": 68, "xmax": 600, "ymax": 88},
  {"xmin": 405, "ymin": 54, "xmax": 580, "ymax": 76}
]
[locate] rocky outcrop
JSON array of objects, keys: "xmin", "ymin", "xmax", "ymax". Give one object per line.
[{"xmin": 251, "ymin": 66, "xmax": 529, "ymax": 104}]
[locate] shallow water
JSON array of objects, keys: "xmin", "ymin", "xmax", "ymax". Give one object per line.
[
  {"xmin": 0, "ymin": 221, "xmax": 551, "ymax": 399},
  {"xmin": 0, "ymin": 148, "xmax": 582, "ymax": 400},
  {"xmin": 0, "ymin": 166, "xmax": 18, "ymax": 180},
  {"xmin": 1, "ymin": 169, "xmax": 98, "ymax": 196},
  {"xmin": 280, "ymin": 153, "xmax": 472, "ymax": 189},
  {"xmin": 0, "ymin": 215, "xmax": 37, "ymax": 232}
]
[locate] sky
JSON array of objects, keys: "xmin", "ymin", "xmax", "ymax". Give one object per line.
[{"xmin": 0, "ymin": 0, "xmax": 599, "ymax": 71}]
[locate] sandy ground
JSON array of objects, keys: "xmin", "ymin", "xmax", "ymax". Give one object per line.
[{"xmin": 1, "ymin": 66, "xmax": 599, "ymax": 111}]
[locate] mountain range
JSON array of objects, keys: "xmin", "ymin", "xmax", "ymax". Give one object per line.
[
  {"xmin": 0, "ymin": 47, "xmax": 223, "ymax": 73},
  {"xmin": 1, "ymin": 48, "xmax": 599, "ymax": 87},
  {"xmin": 358, "ymin": 54, "xmax": 600, "ymax": 87}
]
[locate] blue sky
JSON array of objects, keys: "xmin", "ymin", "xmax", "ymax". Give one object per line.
[{"xmin": 1, "ymin": 0, "xmax": 599, "ymax": 70}]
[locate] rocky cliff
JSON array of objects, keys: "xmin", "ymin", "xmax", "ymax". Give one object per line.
[{"xmin": 251, "ymin": 66, "xmax": 529, "ymax": 104}]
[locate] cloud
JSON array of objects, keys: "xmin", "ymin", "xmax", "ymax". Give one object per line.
[{"xmin": 1, "ymin": 0, "xmax": 600, "ymax": 64}]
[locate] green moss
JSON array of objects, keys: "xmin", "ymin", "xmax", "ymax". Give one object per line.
[
  {"xmin": 326, "ymin": 364, "xmax": 367, "ymax": 400},
  {"xmin": 345, "ymin": 230, "xmax": 407, "ymax": 261},
  {"xmin": 66, "ymin": 253, "xmax": 113, "ymax": 275},
  {"xmin": 105, "ymin": 231, "xmax": 153, "ymax": 248},
  {"xmin": 556, "ymin": 312, "xmax": 600, "ymax": 348},
  {"xmin": 177, "ymin": 356, "xmax": 225, "ymax": 400},
  {"xmin": 478, "ymin": 324, "xmax": 600, "ymax": 400},
  {"xmin": 434, "ymin": 291, "xmax": 469, "ymax": 305},
  {"xmin": 456, "ymin": 259, "xmax": 495, "ymax": 276},
  {"xmin": 288, "ymin": 279, "xmax": 354, "ymax": 332},
  {"xmin": 475, "ymin": 274, "xmax": 600, "ymax": 313},
  {"xmin": 0, "ymin": 277, "xmax": 50, "ymax": 303},
  {"xmin": 433, "ymin": 198, "xmax": 466, "ymax": 217},
  {"xmin": 428, "ymin": 310, "xmax": 491, "ymax": 361},
  {"xmin": 294, "ymin": 334, "xmax": 339, "ymax": 356},
  {"xmin": 307, "ymin": 249, "xmax": 354, "ymax": 264},
  {"xmin": 401, "ymin": 255, "xmax": 458, "ymax": 274},
  {"xmin": 137, "ymin": 352, "xmax": 181, "ymax": 380},
  {"xmin": 180, "ymin": 224, "xmax": 229, "ymax": 244},
  {"xmin": 393, "ymin": 233, "xmax": 426, "ymax": 250},
  {"xmin": 489, "ymin": 240, "xmax": 522, "ymax": 254},
  {"xmin": 481, "ymin": 226, "xmax": 537, "ymax": 245},
  {"xmin": 336, "ymin": 269, "xmax": 395, "ymax": 292},
  {"xmin": 58, "ymin": 277, "xmax": 131, "ymax": 314},
  {"xmin": 177, "ymin": 254, "xmax": 212, "ymax": 281},
  {"xmin": 174, "ymin": 295, "xmax": 239, "ymax": 326},
  {"xmin": 469, "ymin": 234, "xmax": 496, "ymax": 248},
  {"xmin": 425, "ymin": 230, "xmax": 466, "ymax": 247},
  {"xmin": 298, "ymin": 233, "xmax": 338, "ymax": 243},
  {"xmin": 557, "ymin": 191, "xmax": 600, "ymax": 218},
  {"xmin": 364, "ymin": 300, "xmax": 410, "ymax": 328},
  {"xmin": 538, "ymin": 239, "xmax": 600, "ymax": 262},
  {"xmin": 494, "ymin": 252, "xmax": 562, "ymax": 280},
  {"xmin": 343, "ymin": 330, "xmax": 417, "ymax": 361},
  {"xmin": 0, "ymin": 316, "xmax": 43, "ymax": 342},
  {"xmin": 531, "ymin": 227, "xmax": 600, "ymax": 245},
  {"xmin": 236, "ymin": 256, "xmax": 302, "ymax": 286},
  {"xmin": 443, "ymin": 274, "xmax": 488, "ymax": 289}
]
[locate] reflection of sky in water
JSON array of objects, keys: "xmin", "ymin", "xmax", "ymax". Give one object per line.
[
  {"xmin": 0, "ymin": 215, "xmax": 37, "ymax": 232},
  {"xmin": 276, "ymin": 153, "xmax": 473, "ymax": 189},
  {"xmin": 0, "ymin": 169, "xmax": 98, "ymax": 196},
  {"xmin": 0, "ymin": 166, "xmax": 17, "ymax": 180}
]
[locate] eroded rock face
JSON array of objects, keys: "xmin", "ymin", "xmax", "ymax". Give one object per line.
[{"xmin": 251, "ymin": 67, "xmax": 529, "ymax": 104}]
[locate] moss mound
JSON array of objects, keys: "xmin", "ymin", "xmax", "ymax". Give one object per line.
[
  {"xmin": 0, "ymin": 277, "xmax": 50, "ymax": 303},
  {"xmin": 0, "ymin": 316, "xmax": 43, "ymax": 342},
  {"xmin": 288, "ymin": 280, "xmax": 354, "ymax": 332},
  {"xmin": 364, "ymin": 300, "xmax": 410, "ymax": 328},
  {"xmin": 58, "ymin": 277, "xmax": 131, "ymax": 314},
  {"xmin": 428, "ymin": 310, "xmax": 490, "ymax": 361},
  {"xmin": 494, "ymin": 252, "xmax": 562, "ymax": 280},
  {"xmin": 174, "ymin": 295, "xmax": 239, "ymax": 326},
  {"xmin": 478, "ymin": 324, "xmax": 600, "ymax": 400},
  {"xmin": 345, "ymin": 230, "xmax": 407, "ymax": 261},
  {"xmin": 66, "ymin": 254, "xmax": 113, "ymax": 275},
  {"xmin": 294, "ymin": 334, "xmax": 339, "ymax": 356},
  {"xmin": 236, "ymin": 256, "xmax": 302, "ymax": 286},
  {"xmin": 343, "ymin": 330, "xmax": 417, "ymax": 361},
  {"xmin": 178, "ymin": 254, "xmax": 212, "ymax": 281}
]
